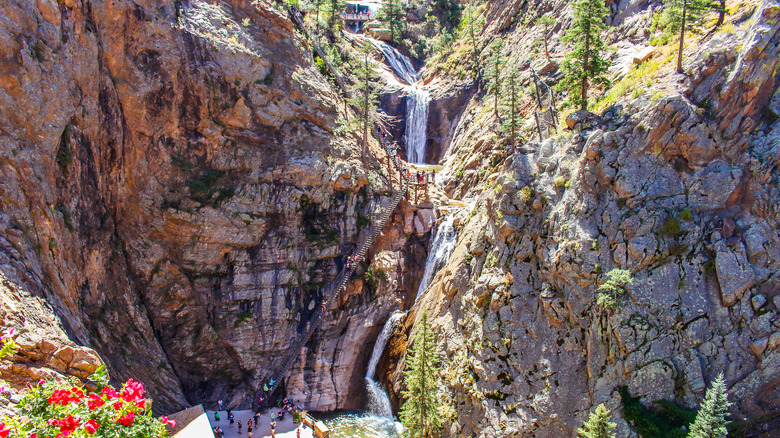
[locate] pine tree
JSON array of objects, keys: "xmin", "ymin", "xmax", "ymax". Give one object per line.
[
  {"xmin": 714, "ymin": 0, "xmax": 727, "ymax": 26},
  {"xmin": 485, "ymin": 40, "xmax": 505, "ymax": 119},
  {"xmin": 559, "ymin": 0, "xmax": 611, "ymax": 110},
  {"xmin": 687, "ymin": 373, "xmax": 732, "ymax": 438},
  {"xmin": 400, "ymin": 312, "xmax": 442, "ymax": 438},
  {"xmin": 577, "ymin": 404, "xmax": 616, "ymax": 438},
  {"xmin": 324, "ymin": 0, "xmax": 345, "ymax": 31},
  {"xmin": 345, "ymin": 43, "xmax": 380, "ymax": 161},
  {"xmin": 538, "ymin": 16, "xmax": 557, "ymax": 60},
  {"xmin": 500, "ymin": 68, "xmax": 522, "ymax": 146},
  {"xmin": 662, "ymin": 0, "xmax": 713, "ymax": 73},
  {"xmin": 462, "ymin": 4, "xmax": 485, "ymax": 73},
  {"xmin": 378, "ymin": 0, "xmax": 405, "ymax": 43}
]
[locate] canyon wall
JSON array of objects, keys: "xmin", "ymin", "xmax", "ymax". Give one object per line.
[
  {"xmin": 0, "ymin": 0, "xmax": 413, "ymax": 413},
  {"xmin": 384, "ymin": 0, "xmax": 780, "ymax": 436}
]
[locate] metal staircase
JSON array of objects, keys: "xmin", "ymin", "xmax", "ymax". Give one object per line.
[{"xmin": 255, "ymin": 162, "xmax": 409, "ymax": 408}]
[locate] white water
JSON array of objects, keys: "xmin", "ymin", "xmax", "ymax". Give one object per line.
[
  {"xmin": 371, "ymin": 40, "xmax": 430, "ymax": 164},
  {"xmin": 416, "ymin": 214, "xmax": 458, "ymax": 298},
  {"xmin": 365, "ymin": 312, "xmax": 405, "ymax": 419}
]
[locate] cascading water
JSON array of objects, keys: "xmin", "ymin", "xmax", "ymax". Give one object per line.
[
  {"xmin": 371, "ymin": 40, "xmax": 430, "ymax": 164},
  {"xmin": 416, "ymin": 214, "xmax": 458, "ymax": 299},
  {"xmin": 365, "ymin": 312, "xmax": 405, "ymax": 418}
]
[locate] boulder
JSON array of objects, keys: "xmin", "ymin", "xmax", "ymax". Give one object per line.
[
  {"xmin": 715, "ymin": 245, "xmax": 756, "ymax": 306},
  {"xmin": 566, "ymin": 110, "xmax": 595, "ymax": 130},
  {"xmin": 688, "ymin": 160, "xmax": 743, "ymax": 211}
]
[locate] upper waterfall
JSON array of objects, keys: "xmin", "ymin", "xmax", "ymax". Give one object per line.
[{"xmin": 371, "ymin": 39, "xmax": 430, "ymax": 164}]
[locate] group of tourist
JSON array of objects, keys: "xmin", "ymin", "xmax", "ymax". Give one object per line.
[{"xmin": 212, "ymin": 396, "xmax": 305, "ymax": 438}]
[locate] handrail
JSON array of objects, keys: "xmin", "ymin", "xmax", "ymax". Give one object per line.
[{"xmin": 255, "ymin": 160, "xmax": 410, "ymax": 408}]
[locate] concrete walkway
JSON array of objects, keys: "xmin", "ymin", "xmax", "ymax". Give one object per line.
[{"xmin": 205, "ymin": 409, "xmax": 314, "ymax": 438}]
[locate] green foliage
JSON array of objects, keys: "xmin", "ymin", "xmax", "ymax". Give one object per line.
[
  {"xmin": 58, "ymin": 205, "xmax": 75, "ymax": 232},
  {"xmin": 554, "ymin": 176, "xmax": 568, "ymax": 190},
  {"xmin": 577, "ymin": 404, "xmax": 616, "ymax": 438},
  {"xmin": 661, "ymin": 0, "xmax": 716, "ymax": 72},
  {"xmin": 1, "ymin": 329, "xmax": 18, "ymax": 360},
  {"xmin": 559, "ymin": 0, "xmax": 611, "ymax": 110},
  {"xmin": 619, "ymin": 387, "xmax": 696, "ymax": 438},
  {"xmin": 660, "ymin": 215, "xmax": 682, "ymax": 238},
  {"xmin": 596, "ymin": 268, "xmax": 633, "ymax": 311},
  {"xmin": 687, "ymin": 373, "xmax": 732, "ymax": 438},
  {"xmin": 484, "ymin": 40, "xmax": 505, "ymax": 118},
  {"xmin": 500, "ymin": 68, "xmax": 522, "ymax": 143},
  {"xmin": 7, "ymin": 372, "xmax": 173, "ymax": 438},
  {"xmin": 537, "ymin": 16, "xmax": 557, "ymax": 59},
  {"xmin": 400, "ymin": 312, "xmax": 443, "ymax": 438},
  {"xmin": 187, "ymin": 170, "xmax": 235, "ymax": 206},
  {"xmin": 378, "ymin": 0, "xmax": 405, "ymax": 43},
  {"xmin": 344, "ymin": 43, "xmax": 380, "ymax": 160},
  {"xmin": 322, "ymin": 0, "xmax": 345, "ymax": 31},
  {"xmin": 461, "ymin": 4, "xmax": 486, "ymax": 72},
  {"xmin": 364, "ymin": 265, "xmax": 388, "ymax": 292}
]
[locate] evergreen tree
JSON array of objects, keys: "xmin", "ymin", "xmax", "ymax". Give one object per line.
[
  {"xmin": 687, "ymin": 373, "xmax": 732, "ymax": 438},
  {"xmin": 596, "ymin": 268, "xmax": 633, "ymax": 311},
  {"xmin": 400, "ymin": 312, "xmax": 442, "ymax": 438},
  {"xmin": 559, "ymin": 0, "xmax": 610, "ymax": 110},
  {"xmin": 462, "ymin": 4, "xmax": 485, "ymax": 72},
  {"xmin": 500, "ymin": 68, "xmax": 522, "ymax": 146},
  {"xmin": 485, "ymin": 40, "xmax": 505, "ymax": 119},
  {"xmin": 538, "ymin": 15, "xmax": 557, "ymax": 59},
  {"xmin": 577, "ymin": 404, "xmax": 616, "ymax": 438},
  {"xmin": 324, "ymin": 0, "xmax": 345, "ymax": 31},
  {"xmin": 662, "ymin": 0, "xmax": 712, "ymax": 73},
  {"xmin": 345, "ymin": 43, "xmax": 380, "ymax": 161},
  {"xmin": 378, "ymin": 0, "xmax": 405, "ymax": 43}
]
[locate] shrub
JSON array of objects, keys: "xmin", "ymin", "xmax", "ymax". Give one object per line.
[
  {"xmin": 3, "ymin": 367, "xmax": 174, "ymax": 438},
  {"xmin": 660, "ymin": 216, "xmax": 682, "ymax": 238},
  {"xmin": 678, "ymin": 207, "xmax": 693, "ymax": 222},
  {"xmin": 519, "ymin": 186, "xmax": 533, "ymax": 202},
  {"xmin": 596, "ymin": 269, "xmax": 633, "ymax": 311},
  {"xmin": 554, "ymin": 176, "xmax": 567, "ymax": 190}
]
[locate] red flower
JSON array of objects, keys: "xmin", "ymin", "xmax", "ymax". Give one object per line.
[
  {"xmin": 48, "ymin": 419, "xmax": 60, "ymax": 426},
  {"xmin": 134, "ymin": 398, "xmax": 146, "ymax": 409},
  {"xmin": 100, "ymin": 387, "xmax": 120, "ymax": 399},
  {"xmin": 29, "ymin": 433, "xmax": 37, "ymax": 438},
  {"xmin": 112, "ymin": 401, "xmax": 124, "ymax": 411},
  {"xmin": 38, "ymin": 379, "xmax": 46, "ymax": 386},
  {"xmin": 58, "ymin": 415, "xmax": 80, "ymax": 434},
  {"xmin": 0, "ymin": 422, "xmax": 10, "ymax": 438},
  {"xmin": 160, "ymin": 416, "xmax": 177, "ymax": 428},
  {"xmin": 121, "ymin": 379, "xmax": 144, "ymax": 402},
  {"xmin": 68, "ymin": 388, "xmax": 84, "ymax": 403},
  {"xmin": 48, "ymin": 389, "xmax": 71, "ymax": 406},
  {"xmin": 87, "ymin": 394, "xmax": 105, "ymax": 411},
  {"xmin": 116, "ymin": 412, "xmax": 135, "ymax": 427},
  {"xmin": 83, "ymin": 420, "xmax": 99, "ymax": 434}
]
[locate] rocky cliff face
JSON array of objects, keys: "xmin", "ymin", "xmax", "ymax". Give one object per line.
[
  {"xmin": 384, "ymin": 0, "xmax": 780, "ymax": 436},
  {"xmin": 0, "ymin": 0, "xmax": 413, "ymax": 414}
]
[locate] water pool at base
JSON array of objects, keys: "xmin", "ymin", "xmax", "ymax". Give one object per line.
[{"xmin": 314, "ymin": 411, "xmax": 403, "ymax": 438}]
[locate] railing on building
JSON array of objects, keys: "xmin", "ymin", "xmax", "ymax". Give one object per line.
[{"xmin": 343, "ymin": 12, "xmax": 371, "ymax": 21}]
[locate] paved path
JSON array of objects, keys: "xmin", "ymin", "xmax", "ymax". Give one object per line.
[{"xmin": 205, "ymin": 409, "xmax": 313, "ymax": 438}]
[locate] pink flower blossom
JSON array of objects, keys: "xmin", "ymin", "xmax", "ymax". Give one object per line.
[
  {"xmin": 83, "ymin": 419, "xmax": 99, "ymax": 434},
  {"xmin": 160, "ymin": 416, "xmax": 177, "ymax": 428}
]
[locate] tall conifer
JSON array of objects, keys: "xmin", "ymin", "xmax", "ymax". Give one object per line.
[
  {"xmin": 400, "ymin": 312, "xmax": 442, "ymax": 438},
  {"xmin": 345, "ymin": 43, "xmax": 380, "ymax": 161},
  {"xmin": 559, "ymin": 0, "xmax": 610, "ymax": 110},
  {"xmin": 577, "ymin": 404, "xmax": 616, "ymax": 438},
  {"xmin": 687, "ymin": 373, "xmax": 732, "ymax": 438}
]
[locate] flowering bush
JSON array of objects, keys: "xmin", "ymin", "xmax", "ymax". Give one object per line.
[
  {"xmin": 2, "ymin": 367, "xmax": 175, "ymax": 438},
  {"xmin": 0, "ymin": 328, "xmax": 18, "ymax": 360}
]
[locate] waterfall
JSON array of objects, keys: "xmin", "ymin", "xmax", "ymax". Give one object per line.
[
  {"xmin": 416, "ymin": 214, "xmax": 458, "ymax": 298},
  {"xmin": 405, "ymin": 88, "xmax": 430, "ymax": 164},
  {"xmin": 365, "ymin": 312, "xmax": 405, "ymax": 418},
  {"xmin": 371, "ymin": 39, "xmax": 431, "ymax": 164}
]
